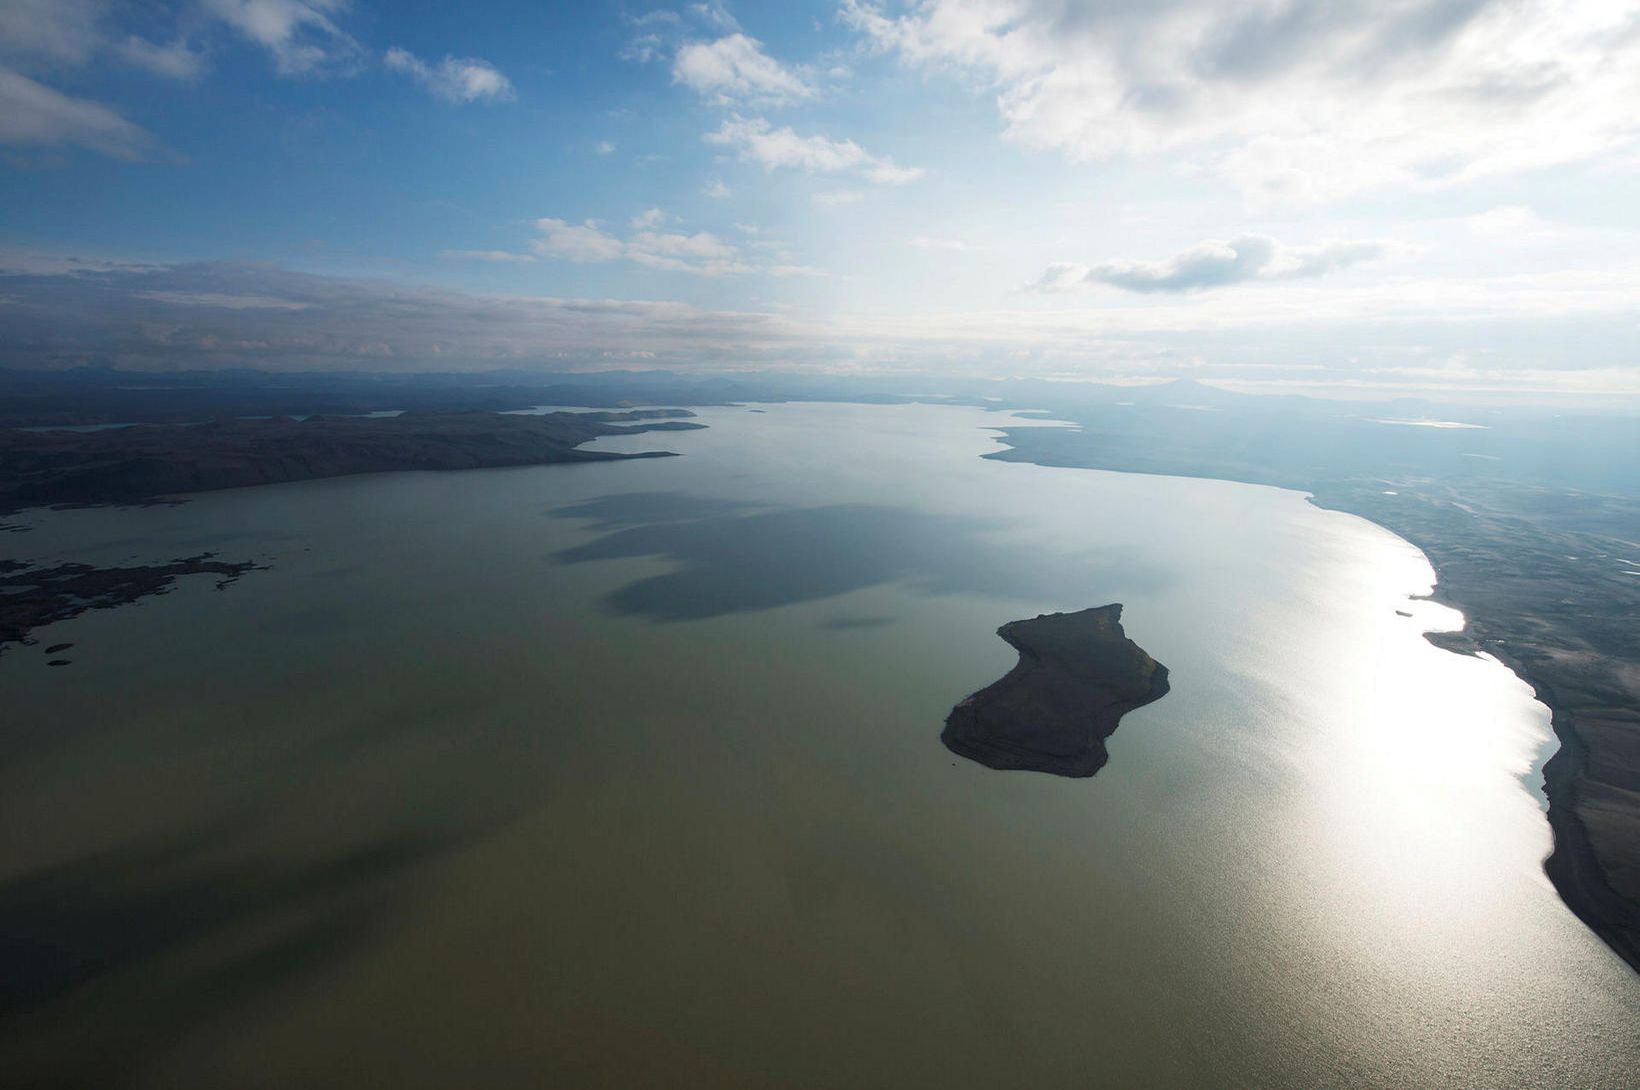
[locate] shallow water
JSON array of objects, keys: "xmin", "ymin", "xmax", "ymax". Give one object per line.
[{"xmin": 2, "ymin": 402, "xmax": 1635, "ymax": 1088}]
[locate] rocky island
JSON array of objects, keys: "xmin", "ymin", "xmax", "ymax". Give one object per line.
[{"xmin": 943, "ymin": 605, "xmax": 1170, "ymax": 777}]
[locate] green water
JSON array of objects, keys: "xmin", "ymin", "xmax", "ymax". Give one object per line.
[{"xmin": 2, "ymin": 402, "xmax": 1635, "ymax": 1088}]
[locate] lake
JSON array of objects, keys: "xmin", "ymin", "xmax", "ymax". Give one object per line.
[{"xmin": 2, "ymin": 401, "xmax": 1636, "ymax": 1088}]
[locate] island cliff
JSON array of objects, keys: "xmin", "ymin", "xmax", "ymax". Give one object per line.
[{"xmin": 943, "ymin": 604, "xmax": 1170, "ymax": 777}]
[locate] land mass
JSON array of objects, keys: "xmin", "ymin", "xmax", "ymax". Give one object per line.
[
  {"xmin": 0, "ymin": 409, "xmax": 703, "ymax": 514},
  {"xmin": 0, "ymin": 407, "xmax": 706, "ymax": 658},
  {"xmin": 944, "ymin": 605, "xmax": 1170, "ymax": 777},
  {"xmin": 0, "ymin": 554, "xmax": 260, "ymax": 657},
  {"xmin": 985, "ymin": 385, "xmax": 1640, "ymax": 972}
]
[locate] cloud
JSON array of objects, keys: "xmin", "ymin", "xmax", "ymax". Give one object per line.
[
  {"xmin": 630, "ymin": 207, "xmax": 667, "ymax": 229},
  {"xmin": 531, "ymin": 217, "xmax": 751, "ymax": 276},
  {"xmin": 0, "ymin": 0, "xmax": 103, "ymax": 70},
  {"xmin": 813, "ymin": 190, "xmax": 863, "ymax": 207},
  {"xmin": 673, "ymin": 32, "xmax": 811, "ymax": 104},
  {"xmin": 384, "ymin": 47, "xmax": 514, "ymax": 103},
  {"xmin": 202, "ymin": 0, "xmax": 361, "ymax": 76},
  {"xmin": 843, "ymin": 0, "xmax": 1640, "ymax": 201},
  {"xmin": 1033, "ymin": 235, "xmax": 1389, "ymax": 294},
  {"xmin": 116, "ymin": 36, "xmax": 207, "ymax": 81},
  {"xmin": 0, "ymin": 259, "xmax": 809, "ymax": 372},
  {"xmin": 910, "ymin": 236, "xmax": 975, "ymax": 252},
  {"xmin": 702, "ymin": 177, "xmax": 731, "ymax": 198},
  {"xmin": 440, "ymin": 249, "xmax": 536, "ymax": 264},
  {"xmin": 595, "ymin": 140, "xmax": 615, "ymax": 155},
  {"xmin": 706, "ymin": 116, "xmax": 923, "ymax": 184},
  {"xmin": 0, "ymin": 68, "xmax": 152, "ymax": 160},
  {"xmin": 2, "ymin": 256, "xmax": 1637, "ymax": 402}
]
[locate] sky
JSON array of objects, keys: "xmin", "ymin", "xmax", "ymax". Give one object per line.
[{"xmin": 1, "ymin": 0, "xmax": 1638, "ymax": 403}]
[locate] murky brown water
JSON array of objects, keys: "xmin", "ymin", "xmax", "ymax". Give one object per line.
[{"xmin": 2, "ymin": 402, "xmax": 1635, "ymax": 1088}]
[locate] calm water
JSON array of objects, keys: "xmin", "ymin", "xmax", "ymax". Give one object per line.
[{"xmin": 1, "ymin": 402, "xmax": 1635, "ymax": 1088}]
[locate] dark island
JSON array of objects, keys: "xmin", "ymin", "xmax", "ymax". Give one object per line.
[
  {"xmin": 0, "ymin": 409, "xmax": 704, "ymax": 514},
  {"xmin": 943, "ymin": 605, "xmax": 1170, "ymax": 777}
]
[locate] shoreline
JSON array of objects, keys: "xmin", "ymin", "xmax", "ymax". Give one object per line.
[
  {"xmin": 984, "ymin": 427, "xmax": 1640, "ymax": 975},
  {"xmin": 1319, "ymin": 505, "xmax": 1640, "ymax": 975}
]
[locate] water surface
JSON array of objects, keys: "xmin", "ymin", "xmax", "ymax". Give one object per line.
[{"xmin": 2, "ymin": 402, "xmax": 1635, "ymax": 1088}]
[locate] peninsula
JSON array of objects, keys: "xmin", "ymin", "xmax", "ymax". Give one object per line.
[
  {"xmin": 0, "ymin": 409, "xmax": 704, "ymax": 515},
  {"xmin": 943, "ymin": 605, "xmax": 1170, "ymax": 777}
]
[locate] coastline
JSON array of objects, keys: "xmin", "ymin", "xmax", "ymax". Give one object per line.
[
  {"xmin": 984, "ymin": 426, "xmax": 1640, "ymax": 974},
  {"xmin": 1312, "ymin": 502, "xmax": 1640, "ymax": 975}
]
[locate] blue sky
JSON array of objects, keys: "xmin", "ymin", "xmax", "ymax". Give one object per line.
[{"xmin": 2, "ymin": 1, "xmax": 1638, "ymax": 403}]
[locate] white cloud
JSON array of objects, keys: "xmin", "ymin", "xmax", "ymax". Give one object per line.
[
  {"xmin": 1460, "ymin": 204, "xmax": 1562, "ymax": 241},
  {"xmin": 203, "ymin": 0, "xmax": 361, "ymax": 76},
  {"xmin": 706, "ymin": 116, "xmax": 923, "ymax": 184},
  {"xmin": 910, "ymin": 236, "xmax": 975, "ymax": 252},
  {"xmin": 1034, "ymin": 234, "xmax": 1389, "ymax": 294},
  {"xmin": 384, "ymin": 47, "xmax": 513, "ymax": 103},
  {"xmin": 0, "ymin": 68, "xmax": 151, "ymax": 159},
  {"xmin": 595, "ymin": 140, "xmax": 615, "ymax": 155},
  {"xmin": 441, "ymin": 249, "xmax": 537, "ymax": 263},
  {"xmin": 813, "ymin": 190, "xmax": 864, "ymax": 206},
  {"xmin": 531, "ymin": 217, "xmax": 751, "ymax": 276},
  {"xmin": 532, "ymin": 219, "xmax": 627, "ymax": 264},
  {"xmin": 0, "ymin": 0, "xmax": 103, "ymax": 70},
  {"xmin": 702, "ymin": 177, "xmax": 732, "ymax": 198},
  {"xmin": 843, "ymin": 0, "xmax": 1640, "ymax": 202},
  {"xmin": 673, "ymin": 33, "xmax": 812, "ymax": 104},
  {"xmin": 116, "ymin": 36, "xmax": 206, "ymax": 81}
]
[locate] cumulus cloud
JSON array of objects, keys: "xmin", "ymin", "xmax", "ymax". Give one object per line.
[
  {"xmin": 0, "ymin": 68, "xmax": 152, "ymax": 159},
  {"xmin": 673, "ymin": 32, "xmax": 811, "ymax": 103},
  {"xmin": 706, "ymin": 116, "xmax": 923, "ymax": 184},
  {"xmin": 1033, "ymin": 235, "xmax": 1388, "ymax": 294},
  {"xmin": 843, "ymin": 0, "xmax": 1640, "ymax": 201},
  {"xmin": 384, "ymin": 47, "xmax": 513, "ymax": 103}
]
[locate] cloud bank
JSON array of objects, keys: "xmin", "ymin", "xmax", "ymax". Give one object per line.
[
  {"xmin": 843, "ymin": 0, "xmax": 1640, "ymax": 200},
  {"xmin": 1, "ymin": 257, "xmax": 1636, "ymax": 405}
]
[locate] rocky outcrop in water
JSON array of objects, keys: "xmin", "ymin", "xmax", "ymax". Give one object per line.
[{"xmin": 943, "ymin": 604, "xmax": 1169, "ymax": 777}]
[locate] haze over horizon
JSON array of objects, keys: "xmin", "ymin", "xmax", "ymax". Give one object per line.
[{"xmin": 3, "ymin": 0, "xmax": 1638, "ymax": 406}]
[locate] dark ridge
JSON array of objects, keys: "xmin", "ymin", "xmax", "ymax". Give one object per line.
[{"xmin": 0, "ymin": 409, "xmax": 704, "ymax": 515}]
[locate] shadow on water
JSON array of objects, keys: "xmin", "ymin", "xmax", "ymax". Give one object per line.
[
  {"xmin": 0, "ymin": 693, "xmax": 520, "ymax": 1087},
  {"xmin": 0, "ymin": 811, "xmax": 472, "ymax": 1089},
  {"xmin": 547, "ymin": 492, "xmax": 1174, "ymax": 621}
]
